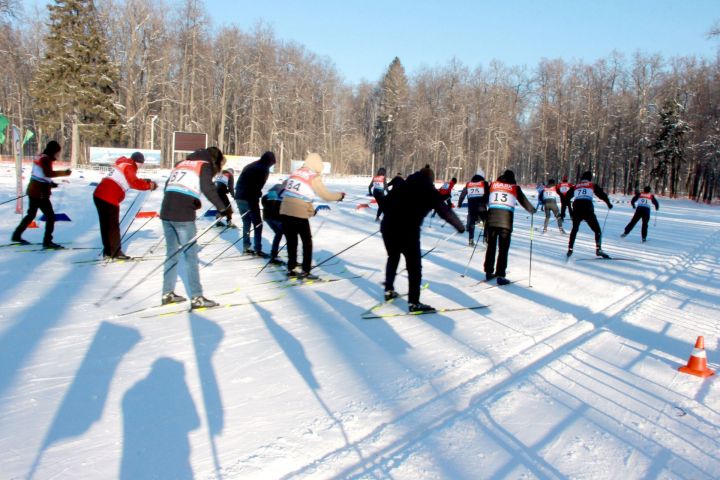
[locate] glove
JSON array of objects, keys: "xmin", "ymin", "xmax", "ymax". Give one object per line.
[
  {"xmin": 608, "ymin": 204, "xmax": 614, "ymax": 209},
  {"xmin": 456, "ymin": 224, "xmax": 466, "ymax": 234},
  {"xmin": 65, "ymin": 169, "xmax": 72, "ymax": 175},
  {"xmin": 221, "ymin": 206, "xmax": 233, "ymax": 219},
  {"xmin": 149, "ymin": 181, "xmax": 158, "ymax": 191},
  {"xmin": 339, "ymin": 192, "xmax": 346, "ymax": 201},
  {"xmin": 50, "ymin": 181, "xmax": 59, "ymax": 189}
]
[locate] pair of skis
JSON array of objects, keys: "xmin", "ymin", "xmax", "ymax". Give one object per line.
[
  {"xmin": 361, "ymin": 284, "xmax": 488, "ymax": 319},
  {"xmin": 117, "ymin": 272, "xmax": 360, "ymax": 319}
]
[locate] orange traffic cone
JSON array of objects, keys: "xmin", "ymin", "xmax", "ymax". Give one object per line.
[
  {"xmin": 678, "ymin": 336, "xmax": 715, "ymax": 378},
  {"xmin": 28, "ymin": 221, "xmax": 39, "ymax": 229}
]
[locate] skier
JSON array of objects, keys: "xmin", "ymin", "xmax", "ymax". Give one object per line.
[
  {"xmin": 483, "ymin": 170, "xmax": 536, "ymax": 285},
  {"xmin": 557, "ymin": 175, "xmax": 574, "ymax": 220},
  {"xmin": 388, "ymin": 172, "xmax": 404, "ymax": 191},
  {"xmin": 12, "ymin": 140, "xmax": 71, "ymax": 249},
  {"xmin": 535, "ymin": 182, "xmax": 545, "ymax": 212},
  {"xmin": 382, "ymin": 165, "xmax": 465, "ymax": 312},
  {"xmin": 457, "ymin": 172, "xmax": 489, "ymax": 246},
  {"xmin": 368, "ymin": 167, "xmax": 387, "ymax": 221},
  {"xmin": 235, "ymin": 151, "xmax": 276, "ymax": 256},
  {"xmin": 261, "ymin": 181, "xmax": 286, "ymax": 265},
  {"xmin": 93, "ymin": 152, "xmax": 157, "ymax": 259},
  {"xmin": 160, "ymin": 147, "xmax": 231, "ymax": 308},
  {"xmin": 214, "ymin": 167, "xmax": 235, "ymax": 227},
  {"xmin": 541, "ymin": 179, "xmax": 565, "ymax": 234},
  {"xmin": 566, "ymin": 171, "xmax": 613, "ymax": 258},
  {"xmin": 280, "ymin": 152, "xmax": 345, "ymax": 279},
  {"xmin": 430, "ymin": 177, "xmax": 456, "ymax": 218},
  {"xmin": 621, "ymin": 186, "xmax": 659, "ymax": 242}
]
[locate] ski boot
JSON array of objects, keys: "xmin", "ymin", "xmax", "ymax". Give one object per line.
[
  {"xmin": 408, "ymin": 302, "xmax": 436, "ymax": 313},
  {"xmin": 469, "ymin": 238, "xmax": 475, "ymax": 247},
  {"xmin": 268, "ymin": 257, "xmax": 284, "ymax": 265},
  {"xmin": 287, "ymin": 269, "xmax": 300, "ymax": 278},
  {"xmin": 299, "ymin": 271, "xmax": 319, "ymax": 281},
  {"xmin": 566, "ymin": 248, "xmax": 573, "ymax": 258},
  {"xmin": 384, "ymin": 290, "xmax": 399, "ymax": 302},
  {"xmin": 620, "ymin": 232, "xmax": 628, "ymax": 238},
  {"xmin": 162, "ymin": 291, "xmax": 187, "ymax": 305},
  {"xmin": 496, "ymin": 277, "xmax": 511, "ymax": 286},
  {"xmin": 596, "ymin": 248, "xmax": 610, "ymax": 259},
  {"xmin": 485, "ymin": 272, "xmax": 496, "ymax": 281},
  {"xmin": 43, "ymin": 241, "xmax": 65, "ymax": 250},
  {"xmin": 191, "ymin": 296, "xmax": 219, "ymax": 309},
  {"xmin": 11, "ymin": 234, "xmax": 30, "ymax": 245}
]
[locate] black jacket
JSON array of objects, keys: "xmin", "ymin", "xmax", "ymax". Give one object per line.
[
  {"xmin": 486, "ymin": 174, "xmax": 536, "ymax": 231},
  {"xmin": 568, "ymin": 182, "xmax": 612, "ymax": 215},
  {"xmin": 458, "ymin": 175, "xmax": 489, "ymax": 212},
  {"xmin": 381, "ymin": 171, "xmax": 463, "ymax": 234},
  {"xmin": 235, "ymin": 158, "xmax": 272, "ymax": 203},
  {"xmin": 160, "ymin": 150, "xmax": 227, "ymax": 222}
]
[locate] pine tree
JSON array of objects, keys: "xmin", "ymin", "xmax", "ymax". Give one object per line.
[
  {"xmin": 30, "ymin": 0, "xmax": 123, "ymax": 148},
  {"xmin": 649, "ymin": 99, "xmax": 692, "ymax": 197},
  {"xmin": 373, "ymin": 57, "xmax": 408, "ymax": 174}
]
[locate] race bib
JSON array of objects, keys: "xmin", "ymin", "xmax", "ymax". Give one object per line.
[
  {"xmin": 372, "ymin": 175, "xmax": 385, "ymax": 190},
  {"xmin": 283, "ymin": 167, "xmax": 317, "ymax": 202},
  {"xmin": 106, "ymin": 166, "xmax": 131, "ymax": 191},
  {"xmin": 166, "ymin": 160, "xmax": 204, "ymax": 199},
  {"xmin": 466, "ymin": 182, "xmax": 485, "ymax": 198},
  {"xmin": 636, "ymin": 193, "xmax": 653, "ymax": 208},
  {"xmin": 543, "ymin": 187, "xmax": 559, "ymax": 201},
  {"xmin": 573, "ymin": 182, "xmax": 594, "ymax": 201},
  {"xmin": 488, "ymin": 182, "xmax": 518, "ymax": 211}
]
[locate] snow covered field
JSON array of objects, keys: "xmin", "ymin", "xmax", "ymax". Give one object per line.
[{"xmin": 0, "ymin": 168, "xmax": 718, "ymax": 479}]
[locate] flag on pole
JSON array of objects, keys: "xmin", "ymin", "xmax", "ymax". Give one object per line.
[
  {"xmin": 23, "ymin": 129, "xmax": 34, "ymax": 145},
  {"xmin": 12, "ymin": 125, "xmax": 23, "ymax": 214},
  {"xmin": 0, "ymin": 114, "xmax": 9, "ymax": 144}
]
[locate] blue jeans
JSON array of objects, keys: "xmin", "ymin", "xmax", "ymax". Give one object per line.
[
  {"xmin": 236, "ymin": 199, "xmax": 263, "ymax": 251},
  {"xmin": 265, "ymin": 218, "xmax": 283, "ymax": 258},
  {"xmin": 162, "ymin": 220, "xmax": 203, "ymax": 298}
]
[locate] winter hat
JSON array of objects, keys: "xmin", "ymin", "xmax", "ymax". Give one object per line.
[
  {"xmin": 130, "ymin": 151, "xmax": 145, "ymax": 163},
  {"xmin": 260, "ymin": 151, "xmax": 276, "ymax": 165},
  {"xmin": 43, "ymin": 140, "xmax": 62, "ymax": 159},
  {"xmin": 419, "ymin": 165, "xmax": 435, "ymax": 183},
  {"xmin": 501, "ymin": 169, "xmax": 516, "ymax": 184},
  {"xmin": 548, "ymin": 178, "xmax": 556, "ymax": 186},
  {"xmin": 304, "ymin": 153, "xmax": 324, "ymax": 173},
  {"xmin": 643, "ymin": 185, "xmax": 651, "ymax": 193},
  {"xmin": 562, "ymin": 175, "xmax": 568, "ymax": 182},
  {"xmin": 581, "ymin": 171, "xmax": 593, "ymax": 181}
]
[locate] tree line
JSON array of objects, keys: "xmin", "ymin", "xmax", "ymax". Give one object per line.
[{"xmin": 1, "ymin": 0, "xmax": 719, "ymax": 201}]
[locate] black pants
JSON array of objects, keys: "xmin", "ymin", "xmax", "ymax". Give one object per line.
[
  {"xmin": 372, "ymin": 190, "xmax": 385, "ymax": 220},
  {"xmin": 568, "ymin": 208, "xmax": 602, "ymax": 250},
  {"xmin": 624, "ymin": 208, "xmax": 651, "ymax": 240},
  {"xmin": 559, "ymin": 197, "xmax": 572, "ymax": 219},
  {"xmin": 467, "ymin": 208, "xmax": 487, "ymax": 242},
  {"xmin": 484, "ymin": 227, "xmax": 512, "ymax": 278},
  {"xmin": 281, "ymin": 215, "xmax": 312, "ymax": 272},
  {"xmin": 381, "ymin": 225, "xmax": 422, "ymax": 304},
  {"xmin": 94, "ymin": 196, "xmax": 121, "ymax": 256},
  {"xmin": 14, "ymin": 196, "xmax": 55, "ymax": 244}
]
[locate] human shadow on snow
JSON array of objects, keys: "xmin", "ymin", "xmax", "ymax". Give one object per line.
[{"xmin": 120, "ymin": 357, "xmax": 200, "ymax": 480}]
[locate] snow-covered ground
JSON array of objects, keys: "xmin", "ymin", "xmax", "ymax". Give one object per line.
[{"xmin": 0, "ymin": 168, "xmax": 718, "ymax": 480}]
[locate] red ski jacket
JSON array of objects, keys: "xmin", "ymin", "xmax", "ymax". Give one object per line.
[{"xmin": 93, "ymin": 157, "xmax": 154, "ymax": 206}]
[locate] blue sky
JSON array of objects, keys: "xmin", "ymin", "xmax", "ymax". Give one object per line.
[
  {"xmin": 203, "ymin": 0, "xmax": 719, "ymax": 83},
  {"xmin": 23, "ymin": 0, "xmax": 720, "ymax": 83}
]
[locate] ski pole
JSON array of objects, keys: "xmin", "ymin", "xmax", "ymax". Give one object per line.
[
  {"xmin": 117, "ymin": 215, "xmax": 156, "ymax": 248},
  {"xmin": 653, "ymin": 209, "xmax": 657, "ymax": 228},
  {"xmin": 529, "ymin": 213, "xmax": 534, "ymax": 288},
  {"xmin": 311, "ymin": 228, "xmax": 380, "ymax": 272},
  {"xmin": 461, "ymin": 230, "xmax": 480, "ymax": 277},
  {"xmin": 113, "ymin": 216, "xmax": 225, "ymax": 300},
  {"xmin": 601, "ymin": 207, "xmax": 611, "ymax": 235},
  {"xmin": 0, "ymin": 193, "xmax": 27, "ymax": 207},
  {"xmin": 202, "ymin": 214, "xmax": 256, "ymax": 267},
  {"xmin": 421, "ymin": 229, "xmax": 459, "ymax": 259}
]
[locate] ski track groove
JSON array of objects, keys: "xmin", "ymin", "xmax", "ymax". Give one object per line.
[{"xmin": 273, "ymin": 225, "xmax": 720, "ymax": 479}]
